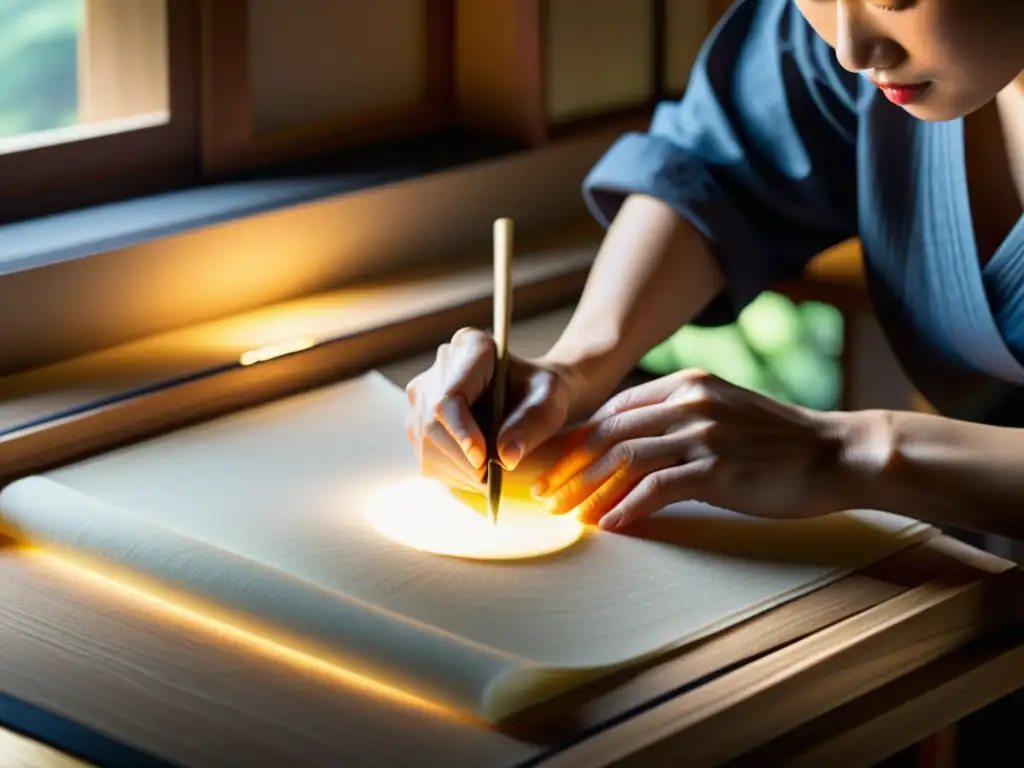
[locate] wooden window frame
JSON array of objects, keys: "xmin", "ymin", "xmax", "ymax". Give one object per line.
[
  {"xmin": 0, "ymin": 0, "xmax": 727, "ymax": 227},
  {"xmin": 198, "ymin": 0, "xmax": 455, "ymax": 176},
  {"xmin": 0, "ymin": 0, "xmax": 201, "ymax": 224},
  {"xmin": 454, "ymin": 0, "xmax": 723, "ymax": 146},
  {"xmin": 543, "ymin": 0, "xmax": 665, "ymax": 137}
]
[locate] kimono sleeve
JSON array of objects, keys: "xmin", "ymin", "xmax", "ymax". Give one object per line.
[{"xmin": 582, "ymin": 0, "xmax": 862, "ymax": 325}]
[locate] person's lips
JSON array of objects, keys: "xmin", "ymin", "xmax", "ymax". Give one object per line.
[{"xmin": 872, "ymin": 80, "xmax": 932, "ymax": 106}]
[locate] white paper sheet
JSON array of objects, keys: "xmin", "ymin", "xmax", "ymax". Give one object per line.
[{"xmin": 0, "ymin": 372, "xmax": 933, "ymax": 720}]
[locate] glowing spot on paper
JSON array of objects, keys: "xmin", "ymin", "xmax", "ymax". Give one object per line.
[
  {"xmin": 239, "ymin": 336, "xmax": 316, "ymax": 366},
  {"xmin": 366, "ymin": 478, "xmax": 584, "ymax": 560}
]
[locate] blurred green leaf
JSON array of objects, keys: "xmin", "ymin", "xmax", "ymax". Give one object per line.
[
  {"xmin": 639, "ymin": 292, "xmax": 845, "ymax": 411},
  {"xmin": 639, "ymin": 342, "xmax": 679, "ymax": 376},
  {"xmin": 765, "ymin": 343, "xmax": 841, "ymax": 411},
  {"xmin": 798, "ymin": 301, "xmax": 845, "ymax": 358},
  {"xmin": 737, "ymin": 291, "xmax": 801, "ymax": 356}
]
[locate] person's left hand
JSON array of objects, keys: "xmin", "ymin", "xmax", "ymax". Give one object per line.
[{"xmin": 531, "ymin": 369, "xmax": 860, "ymax": 530}]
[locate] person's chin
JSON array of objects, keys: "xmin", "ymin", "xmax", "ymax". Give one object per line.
[
  {"xmin": 896, "ymin": 87, "xmax": 992, "ymax": 123},
  {"xmin": 896, "ymin": 102, "xmax": 964, "ymax": 123}
]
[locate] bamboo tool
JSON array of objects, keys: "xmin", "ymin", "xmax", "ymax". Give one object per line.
[{"xmin": 487, "ymin": 218, "xmax": 513, "ymax": 525}]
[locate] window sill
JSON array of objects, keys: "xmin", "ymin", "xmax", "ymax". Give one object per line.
[
  {"xmin": 0, "ymin": 129, "xmax": 519, "ymax": 277},
  {"xmin": 0, "ymin": 116, "xmax": 650, "ymax": 377},
  {"xmin": 0, "ymin": 224, "xmax": 872, "ymax": 485},
  {"xmin": 0, "ymin": 221, "xmax": 602, "ymax": 483}
]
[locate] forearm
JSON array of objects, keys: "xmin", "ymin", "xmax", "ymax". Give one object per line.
[
  {"xmin": 842, "ymin": 409, "xmax": 1024, "ymax": 541},
  {"xmin": 541, "ymin": 194, "xmax": 724, "ymax": 418}
]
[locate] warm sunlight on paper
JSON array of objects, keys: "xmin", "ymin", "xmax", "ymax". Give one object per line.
[{"xmin": 366, "ymin": 478, "xmax": 585, "ymax": 560}]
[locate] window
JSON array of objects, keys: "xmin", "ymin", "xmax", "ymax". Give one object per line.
[
  {"xmin": 0, "ymin": 0, "xmax": 198, "ymax": 223},
  {"xmin": 0, "ymin": 0, "xmax": 83, "ymax": 145},
  {"xmin": 455, "ymin": 0, "xmax": 713, "ymax": 144},
  {"xmin": 0, "ymin": 0, "xmax": 198, "ymax": 222},
  {"xmin": 0, "ymin": 0, "xmax": 727, "ymax": 224},
  {"xmin": 199, "ymin": 0, "xmax": 454, "ymax": 175},
  {"xmin": 0, "ymin": 0, "xmax": 171, "ymax": 152}
]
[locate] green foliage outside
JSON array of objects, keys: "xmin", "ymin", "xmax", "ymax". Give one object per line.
[
  {"xmin": 0, "ymin": 0, "xmax": 82, "ymax": 139},
  {"xmin": 639, "ymin": 292, "xmax": 844, "ymax": 411}
]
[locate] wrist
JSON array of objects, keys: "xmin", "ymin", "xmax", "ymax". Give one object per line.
[
  {"xmin": 827, "ymin": 408, "xmax": 901, "ymax": 511},
  {"xmin": 536, "ymin": 341, "xmax": 626, "ymax": 423}
]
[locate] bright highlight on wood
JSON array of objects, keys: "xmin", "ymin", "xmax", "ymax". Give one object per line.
[{"xmin": 239, "ymin": 336, "xmax": 317, "ymax": 366}]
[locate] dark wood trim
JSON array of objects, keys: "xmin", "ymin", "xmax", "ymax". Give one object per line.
[
  {"xmin": 0, "ymin": 0, "xmax": 202, "ymax": 224},
  {"xmin": 652, "ymin": 0, "xmax": 667, "ymax": 99},
  {"xmin": 198, "ymin": 0, "xmax": 249, "ymax": 174},
  {"xmin": 710, "ymin": 0, "xmax": 736, "ymax": 22},
  {"xmin": 425, "ymin": 0, "xmax": 456, "ymax": 114},
  {"xmin": 540, "ymin": 0, "xmax": 663, "ymax": 141},
  {"xmin": 455, "ymin": 0, "xmax": 665, "ymax": 147},
  {"xmin": 546, "ymin": 104, "xmax": 655, "ymax": 142},
  {"xmin": 453, "ymin": 0, "xmax": 547, "ymax": 146},
  {"xmin": 524, "ymin": 0, "xmax": 550, "ymax": 145},
  {"xmin": 199, "ymin": 0, "xmax": 456, "ymax": 176}
]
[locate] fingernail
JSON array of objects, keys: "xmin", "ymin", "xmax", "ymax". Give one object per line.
[
  {"xmin": 544, "ymin": 494, "xmax": 567, "ymax": 515},
  {"xmin": 500, "ymin": 441, "xmax": 523, "ymax": 470},
  {"xmin": 464, "ymin": 440, "xmax": 485, "ymax": 469},
  {"xmin": 530, "ymin": 479, "xmax": 548, "ymax": 498},
  {"xmin": 599, "ymin": 511, "xmax": 622, "ymax": 531}
]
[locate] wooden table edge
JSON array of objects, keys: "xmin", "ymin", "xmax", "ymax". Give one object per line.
[
  {"xmin": 539, "ymin": 536, "xmax": 1021, "ymax": 767},
  {"xmin": 1, "ymin": 533, "xmax": 1015, "ymax": 768},
  {"xmin": 736, "ymin": 630, "xmax": 1024, "ymax": 767}
]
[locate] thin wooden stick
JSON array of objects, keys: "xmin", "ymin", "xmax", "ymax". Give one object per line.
[
  {"xmin": 487, "ymin": 218, "xmax": 513, "ymax": 524},
  {"xmin": 492, "ymin": 218, "xmax": 513, "ymax": 369}
]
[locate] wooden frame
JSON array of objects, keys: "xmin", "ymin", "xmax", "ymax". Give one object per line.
[
  {"xmin": 198, "ymin": 0, "xmax": 455, "ymax": 176},
  {"xmin": 543, "ymin": 0, "xmax": 662, "ymax": 136},
  {"xmin": 455, "ymin": 0, "xmax": 660, "ymax": 145},
  {"xmin": 0, "ymin": 0, "xmax": 730, "ymax": 224},
  {"xmin": 78, "ymin": 0, "xmax": 170, "ymax": 124},
  {"xmin": 514, "ymin": 536, "xmax": 1019, "ymax": 767},
  {"xmin": 454, "ymin": 0, "xmax": 549, "ymax": 145},
  {"xmin": 455, "ymin": 0, "xmax": 729, "ymax": 146},
  {"xmin": 0, "ymin": 0, "xmax": 201, "ymax": 224},
  {"xmin": 661, "ymin": 0, "xmax": 715, "ymax": 99}
]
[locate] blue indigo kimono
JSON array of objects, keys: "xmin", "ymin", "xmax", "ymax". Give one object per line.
[{"xmin": 583, "ymin": 0, "xmax": 1024, "ymax": 428}]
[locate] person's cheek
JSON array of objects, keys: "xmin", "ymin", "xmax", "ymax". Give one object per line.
[
  {"xmin": 919, "ymin": 6, "xmax": 1017, "ymax": 110},
  {"xmin": 790, "ymin": 1, "xmax": 838, "ymax": 50}
]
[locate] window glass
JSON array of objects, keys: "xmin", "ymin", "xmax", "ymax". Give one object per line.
[
  {"xmin": 0, "ymin": 0, "xmax": 169, "ymax": 155},
  {"xmin": 0, "ymin": 0, "xmax": 83, "ymax": 142}
]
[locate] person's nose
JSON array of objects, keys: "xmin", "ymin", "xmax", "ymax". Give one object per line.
[{"xmin": 833, "ymin": 1, "xmax": 904, "ymax": 75}]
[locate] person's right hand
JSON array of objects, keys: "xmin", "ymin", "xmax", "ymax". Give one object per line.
[{"xmin": 405, "ymin": 327, "xmax": 578, "ymax": 491}]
